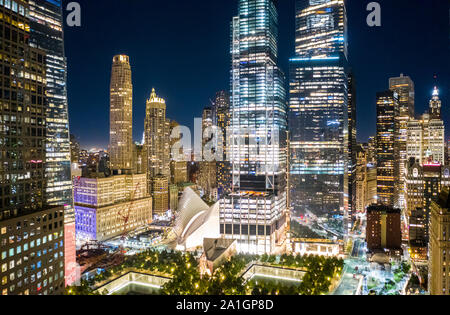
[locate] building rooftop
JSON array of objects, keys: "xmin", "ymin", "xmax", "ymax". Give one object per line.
[{"xmin": 367, "ymin": 205, "xmax": 401, "ymax": 215}]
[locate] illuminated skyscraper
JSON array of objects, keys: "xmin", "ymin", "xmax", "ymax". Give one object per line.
[
  {"xmin": 407, "ymin": 88, "xmax": 445, "ymax": 165},
  {"xmin": 376, "ymin": 90, "xmax": 399, "ymax": 207},
  {"xmin": 348, "ymin": 72, "xmax": 357, "ymax": 222},
  {"xmin": 110, "ymin": 55, "xmax": 133, "ymax": 172},
  {"xmin": 29, "ymin": 0, "xmax": 72, "ymax": 206},
  {"xmin": 145, "ymin": 88, "xmax": 170, "ymax": 180},
  {"xmin": 220, "ymin": 0, "xmax": 288, "ymax": 254},
  {"xmin": 213, "ymin": 91, "xmax": 232, "ymax": 198},
  {"xmin": 429, "ymin": 86, "xmax": 442, "ymax": 119},
  {"xmin": 289, "ymin": 0, "xmax": 349, "ymax": 239},
  {"xmin": 389, "ymin": 74, "xmax": 415, "ymax": 208},
  {"xmin": 199, "ymin": 106, "xmax": 217, "ymax": 200},
  {"xmin": 28, "ymin": 0, "xmax": 77, "ymax": 286},
  {"xmin": 0, "ymin": 0, "xmax": 65, "ymax": 295}
]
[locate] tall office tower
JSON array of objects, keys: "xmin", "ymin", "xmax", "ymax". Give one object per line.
[
  {"xmin": 213, "ymin": 91, "xmax": 232, "ymax": 198},
  {"xmin": 220, "ymin": 0, "xmax": 287, "ymax": 254},
  {"xmin": 348, "ymin": 73, "xmax": 357, "ymax": 223},
  {"xmin": 0, "ymin": 1, "xmax": 65, "ymax": 295},
  {"xmin": 429, "ymin": 86, "xmax": 441, "ymax": 119},
  {"xmin": 289, "ymin": 0, "xmax": 349, "ymax": 239},
  {"xmin": 199, "ymin": 106, "xmax": 217, "ymax": 200},
  {"xmin": 355, "ymin": 145, "xmax": 367, "ymax": 213},
  {"xmin": 376, "ymin": 91, "xmax": 399, "ymax": 207},
  {"xmin": 28, "ymin": 0, "xmax": 77, "ymax": 286},
  {"xmin": 110, "ymin": 55, "xmax": 133, "ymax": 173},
  {"xmin": 429, "ymin": 187, "xmax": 450, "ymax": 295},
  {"xmin": 389, "ymin": 74, "xmax": 415, "ymax": 209},
  {"xmin": 145, "ymin": 88, "xmax": 170, "ymax": 181},
  {"xmin": 29, "ymin": 0, "xmax": 72, "ymax": 206}
]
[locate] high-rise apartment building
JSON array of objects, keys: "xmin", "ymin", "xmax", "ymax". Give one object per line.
[
  {"xmin": 110, "ymin": 55, "xmax": 133, "ymax": 173},
  {"xmin": 289, "ymin": 0, "xmax": 349, "ymax": 239},
  {"xmin": 0, "ymin": 0, "xmax": 65, "ymax": 295},
  {"xmin": 376, "ymin": 90, "xmax": 399, "ymax": 207},
  {"xmin": 389, "ymin": 74, "xmax": 415, "ymax": 209},
  {"xmin": 145, "ymin": 88, "xmax": 170, "ymax": 179},
  {"xmin": 220, "ymin": 0, "xmax": 287, "ymax": 254},
  {"xmin": 429, "ymin": 187, "xmax": 450, "ymax": 295}
]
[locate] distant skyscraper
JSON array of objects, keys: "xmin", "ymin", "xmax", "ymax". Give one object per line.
[
  {"xmin": 220, "ymin": 0, "xmax": 288, "ymax": 254},
  {"xmin": 110, "ymin": 55, "xmax": 133, "ymax": 172},
  {"xmin": 407, "ymin": 88, "xmax": 445, "ymax": 165},
  {"xmin": 0, "ymin": 0, "xmax": 65, "ymax": 295},
  {"xmin": 355, "ymin": 145, "xmax": 367, "ymax": 213},
  {"xmin": 145, "ymin": 88, "xmax": 170, "ymax": 180},
  {"xmin": 376, "ymin": 90, "xmax": 399, "ymax": 207},
  {"xmin": 389, "ymin": 74, "xmax": 415, "ymax": 208},
  {"xmin": 289, "ymin": 0, "xmax": 349, "ymax": 239},
  {"xmin": 430, "ymin": 86, "xmax": 442, "ymax": 119},
  {"xmin": 70, "ymin": 134, "xmax": 80, "ymax": 163},
  {"xmin": 213, "ymin": 91, "xmax": 232, "ymax": 198},
  {"xmin": 348, "ymin": 72, "xmax": 357, "ymax": 222}
]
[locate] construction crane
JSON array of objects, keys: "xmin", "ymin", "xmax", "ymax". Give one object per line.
[{"xmin": 117, "ymin": 182, "xmax": 141, "ymax": 252}]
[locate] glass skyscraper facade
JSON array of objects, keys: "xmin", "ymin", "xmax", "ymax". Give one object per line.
[
  {"xmin": 28, "ymin": 0, "xmax": 76, "ymax": 285},
  {"xmin": 289, "ymin": 0, "xmax": 349, "ymax": 240},
  {"xmin": 376, "ymin": 90, "xmax": 399, "ymax": 208},
  {"xmin": 28, "ymin": 0, "xmax": 72, "ymax": 207},
  {"xmin": 220, "ymin": 0, "xmax": 288, "ymax": 254}
]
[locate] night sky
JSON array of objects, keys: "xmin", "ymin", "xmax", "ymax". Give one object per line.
[{"xmin": 64, "ymin": 0, "xmax": 449, "ymax": 149}]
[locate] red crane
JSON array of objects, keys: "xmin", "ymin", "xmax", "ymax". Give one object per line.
[{"xmin": 118, "ymin": 182, "xmax": 141, "ymax": 247}]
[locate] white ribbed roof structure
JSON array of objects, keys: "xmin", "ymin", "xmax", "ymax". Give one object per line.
[{"xmin": 174, "ymin": 187, "xmax": 220, "ymax": 250}]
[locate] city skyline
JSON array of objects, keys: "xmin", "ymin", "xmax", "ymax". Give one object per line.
[
  {"xmin": 65, "ymin": 0, "xmax": 449, "ymax": 149},
  {"xmin": 1, "ymin": 0, "xmax": 449, "ymax": 298}
]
